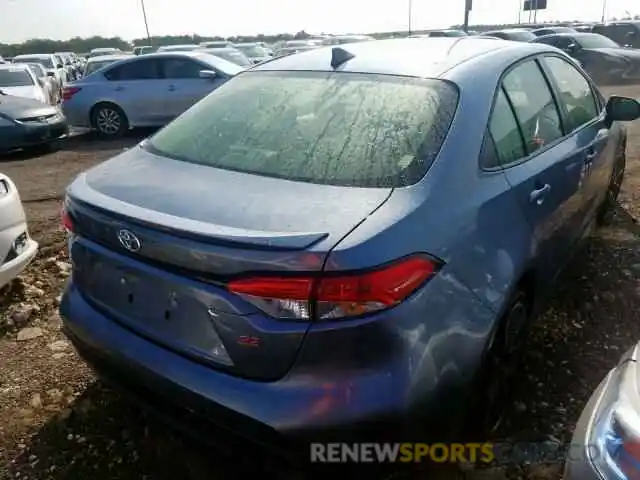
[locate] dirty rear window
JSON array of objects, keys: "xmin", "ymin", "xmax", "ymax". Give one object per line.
[{"xmin": 146, "ymin": 71, "xmax": 458, "ymax": 187}]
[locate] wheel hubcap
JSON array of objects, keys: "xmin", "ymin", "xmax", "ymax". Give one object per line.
[{"xmin": 96, "ymin": 108, "xmax": 121, "ymax": 135}]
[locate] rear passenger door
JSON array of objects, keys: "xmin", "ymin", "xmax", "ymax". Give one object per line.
[
  {"xmin": 491, "ymin": 58, "xmax": 586, "ymax": 282},
  {"xmin": 540, "ymin": 55, "xmax": 610, "ymax": 227},
  {"xmin": 103, "ymin": 58, "xmax": 171, "ymax": 125}
]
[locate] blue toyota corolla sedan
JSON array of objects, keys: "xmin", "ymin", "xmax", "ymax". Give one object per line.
[{"xmin": 59, "ymin": 37, "xmax": 640, "ymax": 450}]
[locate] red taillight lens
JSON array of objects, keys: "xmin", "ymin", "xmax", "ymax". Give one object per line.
[
  {"xmin": 61, "ymin": 207, "xmax": 74, "ymax": 232},
  {"xmin": 228, "ymin": 255, "xmax": 440, "ymax": 321},
  {"xmin": 62, "ymin": 86, "xmax": 81, "ymax": 101}
]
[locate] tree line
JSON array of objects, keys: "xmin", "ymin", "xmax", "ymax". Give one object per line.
[{"xmin": 0, "ymin": 32, "xmax": 312, "ymax": 57}]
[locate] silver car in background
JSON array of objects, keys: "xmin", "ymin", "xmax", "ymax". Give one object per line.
[
  {"xmin": 198, "ymin": 47, "xmax": 252, "ymax": 67},
  {"xmin": 0, "ymin": 173, "xmax": 38, "ymax": 289},
  {"xmin": 83, "ymin": 54, "xmax": 133, "ymax": 77},
  {"xmin": 233, "ymin": 43, "xmax": 274, "ymax": 64},
  {"xmin": 22, "ymin": 63, "xmax": 57, "ymax": 104},
  {"xmin": 0, "ymin": 64, "xmax": 50, "ymax": 104},
  {"xmin": 156, "ymin": 44, "xmax": 199, "ymax": 52},
  {"xmin": 11, "ymin": 54, "xmax": 65, "ymax": 95},
  {"xmin": 88, "ymin": 48, "xmax": 123, "ymax": 59},
  {"xmin": 62, "ymin": 51, "xmax": 242, "ymax": 136},
  {"xmin": 199, "ymin": 40, "xmax": 232, "ymax": 48}
]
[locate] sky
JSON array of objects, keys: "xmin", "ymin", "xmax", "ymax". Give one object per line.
[{"xmin": 0, "ymin": 0, "xmax": 639, "ymax": 43}]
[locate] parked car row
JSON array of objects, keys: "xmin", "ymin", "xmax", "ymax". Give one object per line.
[{"xmin": 467, "ymin": 25, "xmax": 640, "ymax": 86}]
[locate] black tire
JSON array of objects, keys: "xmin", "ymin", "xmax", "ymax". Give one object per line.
[
  {"xmin": 470, "ymin": 290, "xmax": 530, "ymax": 435},
  {"xmin": 597, "ymin": 141, "xmax": 626, "ymax": 225},
  {"xmin": 91, "ymin": 103, "xmax": 129, "ymax": 137}
]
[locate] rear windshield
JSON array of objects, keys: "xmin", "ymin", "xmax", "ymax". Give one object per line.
[
  {"xmin": 146, "ymin": 71, "xmax": 458, "ymax": 187},
  {"xmin": 213, "ymin": 50, "xmax": 252, "ymax": 66},
  {"xmin": 14, "ymin": 56, "xmax": 53, "ymax": 69},
  {"xmin": 0, "ymin": 68, "xmax": 33, "ymax": 86}
]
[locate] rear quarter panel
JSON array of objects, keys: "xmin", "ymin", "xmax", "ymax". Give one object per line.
[{"xmin": 310, "ymin": 50, "xmax": 537, "ymax": 414}]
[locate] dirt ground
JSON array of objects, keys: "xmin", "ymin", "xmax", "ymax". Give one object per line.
[{"xmin": 1, "ymin": 86, "xmax": 640, "ymax": 480}]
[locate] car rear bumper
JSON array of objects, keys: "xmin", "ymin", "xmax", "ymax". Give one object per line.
[
  {"xmin": 60, "ymin": 280, "xmax": 434, "ymax": 455},
  {"xmin": 0, "ymin": 120, "xmax": 68, "ymax": 151},
  {"xmin": 0, "ymin": 237, "xmax": 38, "ymax": 289}
]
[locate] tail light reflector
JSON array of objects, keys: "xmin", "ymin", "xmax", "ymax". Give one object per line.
[
  {"xmin": 61, "ymin": 207, "xmax": 74, "ymax": 232},
  {"xmin": 228, "ymin": 255, "xmax": 440, "ymax": 321},
  {"xmin": 62, "ymin": 87, "xmax": 81, "ymax": 101}
]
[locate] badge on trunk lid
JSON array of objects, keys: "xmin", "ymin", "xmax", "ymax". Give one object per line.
[{"xmin": 117, "ymin": 229, "xmax": 141, "ymax": 252}]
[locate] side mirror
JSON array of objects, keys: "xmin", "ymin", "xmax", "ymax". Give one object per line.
[
  {"xmin": 565, "ymin": 43, "xmax": 580, "ymax": 54},
  {"xmin": 199, "ymin": 69, "xmax": 216, "ymax": 79},
  {"xmin": 46, "ymin": 71, "xmax": 55, "ymax": 77},
  {"xmin": 606, "ymin": 96, "xmax": 640, "ymax": 122}
]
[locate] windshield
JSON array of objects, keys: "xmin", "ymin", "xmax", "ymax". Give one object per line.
[
  {"xmin": 90, "ymin": 49, "xmax": 120, "ymax": 58},
  {"xmin": 159, "ymin": 45, "xmax": 199, "ymax": 51},
  {"xmin": 0, "ymin": 68, "xmax": 33, "ymax": 86},
  {"xmin": 85, "ymin": 60, "xmax": 118, "ymax": 75},
  {"xmin": 235, "ymin": 45, "xmax": 268, "ymax": 57},
  {"xmin": 507, "ymin": 31, "xmax": 537, "ymax": 41},
  {"xmin": 212, "ymin": 51, "xmax": 252, "ymax": 66},
  {"xmin": 14, "ymin": 56, "xmax": 53, "ymax": 69},
  {"xmin": 577, "ymin": 34, "xmax": 620, "ymax": 48},
  {"xmin": 27, "ymin": 64, "xmax": 45, "ymax": 76},
  {"xmin": 146, "ymin": 71, "xmax": 458, "ymax": 188}
]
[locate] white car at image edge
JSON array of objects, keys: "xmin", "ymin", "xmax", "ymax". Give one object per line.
[{"xmin": 0, "ymin": 174, "xmax": 38, "ymax": 289}]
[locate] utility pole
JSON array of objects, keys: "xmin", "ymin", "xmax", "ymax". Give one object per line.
[
  {"xmin": 533, "ymin": 0, "xmax": 538, "ymax": 23},
  {"xmin": 463, "ymin": 0, "xmax": 472, "ymax": 32},
  {"xmin": 517, "ymin": 0, "xmax": 522, "ymax": 24},
  {"xmin": 408, "ymin": 0, "xmax": 413, "ymax": 36},
  {"xmin": 140, "ymin": 0, "xmax": 152, "ymax": 45},
  {"xmin": 601, "ymin": 0, "xmax": 607, "ymax": 22}
]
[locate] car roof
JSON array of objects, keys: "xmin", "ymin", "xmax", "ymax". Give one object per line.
[
  {"xmin": 0, "ymin": 63, "xmax": 29, "ymax": 70},
  {"xmin": 252, "ymin": 37, "xmax": 555, "ymax": 80},
  {"xmin": 87, "ymin": 54, "xmax": 132, "ymax": 62},
  {"xmin": 486, "ymin": 28, "xmax": 533, "ymax": 33},
  {"xmin": 199, "ymin": 47, "xmax": 240, "ymax": 53},
  {"xmin": 13, "ymin": 54, "xmax": 52, "ymax": 58}
]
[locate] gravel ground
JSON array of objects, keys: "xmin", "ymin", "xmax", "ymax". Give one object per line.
[{"xmin": 1, "ymin": 86, "xmax": 640, "ymax": 480}]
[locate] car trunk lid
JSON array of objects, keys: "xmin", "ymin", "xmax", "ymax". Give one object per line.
[{"xmin": 65, "ymin": 145, "xmax": 392, "ymax": 379}]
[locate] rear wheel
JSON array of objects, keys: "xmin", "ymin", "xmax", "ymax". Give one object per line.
[
  {"xmin": 597, "ymin": 142, "xmax": 626, "ymax": 225},
  {"xmin": 91, "ymin": 103, "xmax": 128, "ymax": 137},
  {"xmin": 472, "ymin": 290, "xmax": 530, "ymax": 435}
]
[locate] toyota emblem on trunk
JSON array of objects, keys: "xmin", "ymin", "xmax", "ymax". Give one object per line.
[{"xmin": 117, "ymin": 229, "xmax": 141, "ymax": 252}]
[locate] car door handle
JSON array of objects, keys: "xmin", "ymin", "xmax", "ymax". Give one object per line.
[
  {"xmin": 168, "ymin": 85, "xmax": 176, "ymax": 91},
  {"xmin": 114, "ymin": 86, "xmax": 125, "ymax": 92},
  {"xmin": 529, "ymin": 184, "xmax": 551, "ymax": 205}
]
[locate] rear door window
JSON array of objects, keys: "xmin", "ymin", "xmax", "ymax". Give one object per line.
[
  {"xmin": 104, "ymin": 59, "xmax": 161, "ymax": 81},
  {"xmin": 502, "ymin": 60, "xmax": 564, "ymax": 154},
  {"xmin": 542, "ymin": 56, "xmax": 598, "ymax": 133},
  {"xmin": 145, "ymin": 71, "xmax": 459, "ymax": 187},
  {"xmin": 484, "ymin": 88, "xmax": 526, "ymax": 168}
]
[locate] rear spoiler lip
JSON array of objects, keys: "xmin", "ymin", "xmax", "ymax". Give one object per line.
[{"xmin": 66, "ymin": 174, "xmax": 329, "ymax": 250}]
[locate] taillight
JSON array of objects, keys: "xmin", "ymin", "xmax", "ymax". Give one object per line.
[
  {"xmin": 62, "ymin": 86, "xmax": 81, "ymax": 101},
  {"xmin": 61, "ymin": 207, "xmax": 74, "ymax": 232},
  {"xmin": 228, "ymin": 255, "xmax": 440, "ymax": 321}
]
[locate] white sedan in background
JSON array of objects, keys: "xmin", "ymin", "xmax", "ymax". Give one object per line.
[
  {"xmin": 0, "ymin": 174, "xmax": 38, "ymax": 289},
  {"xmin": 0, "ymin": 64, "xmax": 49, "ymax": 104}
]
